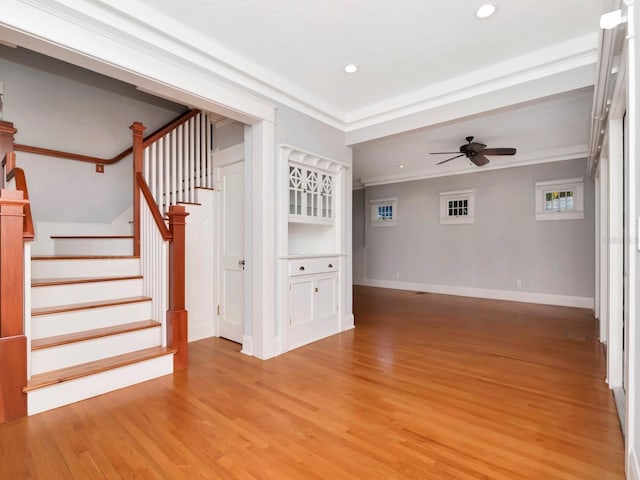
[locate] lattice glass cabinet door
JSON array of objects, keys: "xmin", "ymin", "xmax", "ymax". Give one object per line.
[
  {"xmin": 321, "ymin": 173, "xmax": 334, "ymax": 219},
  {"xmin": 289, "ymin": 166, "xmax": 303, "ymax": 215},
  {"xmin": 306, "ymin": 169, "xmax": 319, "ymax": 217}
]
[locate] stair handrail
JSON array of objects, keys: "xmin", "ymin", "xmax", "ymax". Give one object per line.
[
  {"xmin": 12, "ymin": 109, "xmax": 199, "ymax": 166},
  {"xmin": 13, "ymin": 167, "xmax": 34, "ymax": 240},
  {"xmin": 132, "ymin": 122, "xmax": 189, "ymax": 371},
  {"xmin": 136, "ymin": 172, "xmax": 171, "ymax": 241}
]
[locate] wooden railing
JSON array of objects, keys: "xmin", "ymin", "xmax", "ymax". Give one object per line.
[
  {"xmin": 134, "ymin": 144, "xmax": 189, "ymax": 370},
  {"xmin": 12, "ymin": 109, "xmax": 198, "ymax": 166},
  {"xmin": 0, "ymin": 187, "xmax": 28, "ymax": 423},
  {"xmin": 0, "ymin": 121, "xmax": 30, "ymax": 423},
  {"xmin": 142, "ymin": 110, "xmax": 214, "ymax": 209},
  {"xmin": 13, "ymin": 168, "xmax": 34, "ymax": 240}
]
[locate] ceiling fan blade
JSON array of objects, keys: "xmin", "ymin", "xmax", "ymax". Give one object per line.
[
  {"xmin": 430, "ymin": 151, "xmax": 461, "ymax": 155},
  {"xmin": 436, "ymin": 154, "xmax": 465, "ymax": 165},
  {"xmin": 480, "ymin": 147, "xmax": 516, "ymax": 156},
  {"xmin": 470, "ymin": 153, "xmax": 490, "ymax": 166}
]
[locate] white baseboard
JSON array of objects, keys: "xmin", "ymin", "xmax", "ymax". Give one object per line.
[
  {"xmin": 241, "ymin": 334, "xmax": 253, "ymax": 356},
  {"xmin": 358, "ymin": 278, "xmax": 594, "ymax": 309},
  {"xmin": 630, "ymin": 449, "xmax": 640, "ymax": 480},
  {"xmin": 342, "ymin": 313, "xmax": 355, "ymax": 331}
]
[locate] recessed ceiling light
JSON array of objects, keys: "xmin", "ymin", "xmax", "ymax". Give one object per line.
[
  {"xmin": 344, "ymin": 64, "xmax": 358, "ymax": 74},
  {"xmin": 398, "ymin": 164, "xmax": 405, "ymax": 169},
  {"xmin": 476, "ymin": 4, "xmax": 496, "ymax": 18}
]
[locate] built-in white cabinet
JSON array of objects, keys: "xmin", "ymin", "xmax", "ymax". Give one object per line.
[
  {"xmin": 277, "ymin": 145, "xmax": 354, "ymax": 354},
  {"xmin": 289, "ymin": 165, "xmax": 335, "ymax": 224},
  {"xmin": 288, "ymin": 259, "xmax": 339, "ymax": 350}
]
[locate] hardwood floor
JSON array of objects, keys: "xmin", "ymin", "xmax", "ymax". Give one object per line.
[{"xmin": 0, "ymin": 286, "xmax": 625, "ymax": 479}]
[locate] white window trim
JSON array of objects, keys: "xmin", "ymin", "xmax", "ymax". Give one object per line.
[
  {"xmin": 370, "ymin": 197, "xmax": 397, "ymax": 227},
  {"xmin": 440, "ymin": 189, "xmax": 475, "ymax": 225},
  {"xmin": 535, "ymin": 177, "xmax": 585, "ymax": 221}
]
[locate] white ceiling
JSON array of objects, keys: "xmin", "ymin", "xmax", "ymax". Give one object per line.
[
  {"xmin": 10, "ymin": 0, "xmax": 605, "ymax": 185},
  {"xmin": 114, "ymin": 0, "xmax": 607, "ymax": 184},
  {"xmin": 131, "ymin": 0, "xmax": 604, "ymax": 120}
]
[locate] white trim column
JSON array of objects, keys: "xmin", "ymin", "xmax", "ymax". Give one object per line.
[
  {"xmin": 599, "ymin": 158, "xmax": 610, "ymax": 345},
  {"xmin": 625, "ymin": 1, "xmax": 638, "ymax": 477},
  {"xmin": 607, "ymin": 118, "xmax": 624, "ymax": 389},
  {"xmin": 249, "ymin": 120, "xmax": 276, "ymax": 359}
]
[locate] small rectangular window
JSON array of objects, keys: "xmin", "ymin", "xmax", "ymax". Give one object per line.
[
  {"xmin": 535, "ymin": 178, "xmax": 584, "ymax": 221},
  {"xmin": 370, "ymin": 198, "xmax": 397, "ymax": 227},
  {"xmin": 440, "ymin": 189, "xmax": 475, "ymax": 224}
]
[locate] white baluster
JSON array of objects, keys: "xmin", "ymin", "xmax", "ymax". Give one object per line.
[
  {"xmin": 205, "ymin": 113, "xmax": 211, "ymax": 188},
  {"xmin": 158, "ymin": 137, "xmax": 165, "ymax": 209},
  {"xmin": 150, "ymin": 142, "xmax": 157, "ymax": 202},
  {"xmin": 171, "ymin": 130, "xmax": 177, "ymax": 208},
  {"xmin": 166, "ymin": 141, "xmax": 171, "ymax": 208},
  {"xmin": 189, "ymin": 117, "xmax": 195, "ymax": 203},
  {"xmin": 143, "ymin": 146, "xmax": 150, "ymax": 182},
  {"xmin": 195, "ymin": 112, "xmax": 201, "ymax": 190},
  {"xmin": 177, "ymin": 124, "xmax": 184, "ymax": 203}
]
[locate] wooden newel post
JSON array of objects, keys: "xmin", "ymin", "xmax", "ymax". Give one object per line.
[
  {"xmin": 130, "ymin": 122, "xmax": 146, "ymax": 257},
  {"xmin": 0, "ymin": 121, "xmax": 17, "ymax": 189},
  {"xmin": 0, "ymin": 189, "xmax": 28, "ymax": 423},
  {"xmin": 167, "ymin": 205, "xmax": 189, "ymax": 370}
]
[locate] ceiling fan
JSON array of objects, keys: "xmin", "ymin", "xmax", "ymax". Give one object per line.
[{"xmin": 431, "ymin": 136, "xmax": 517, "ymax": 167}]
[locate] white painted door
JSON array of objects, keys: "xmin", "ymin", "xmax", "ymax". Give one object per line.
[{"xmin": 219, "ymin": 161, "xmax": 245, "ymax": 343}]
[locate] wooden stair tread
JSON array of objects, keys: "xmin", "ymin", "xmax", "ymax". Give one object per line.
[
  {"xmin": 32, "ymin": 296, "xmax": 151, "ymax": 316},
  {"xmin": 32, "ymin": 255, "xmax": 139, "ymax": 260},
  {"xmin": 32, "ymin": 320, "xmax": 160, "ymax": 350},
  {"xmin": 32, "ymin": 275, "xmax": 142, "ymax": 287},
  {"xmin": 24, "ymin": 346, "xmax": 176, "ymax": 392},
  {"xmin": 50, "ymin": 235, "xmax": 134, "ymax": 239}
]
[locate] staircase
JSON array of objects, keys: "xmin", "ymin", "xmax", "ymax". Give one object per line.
[
  {"xmin": 24, "ymin": 239, "xmax": 175, "ymax": 415},
  {"xmin": 0, "ymin": 110, "xmax": 211, "ymax": 420}
]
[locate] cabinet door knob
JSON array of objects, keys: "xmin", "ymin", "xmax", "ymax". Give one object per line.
[
  {"xmin": 299, "ymin": 266, "xmax": 305, "ymax": 271},
  {"xmin": 314, "ymin": 287, "xmax": 319, "ymax": 293},
  {"xmin": 328, "ymin": 263, "xmax": 333, "ymax": 268}
]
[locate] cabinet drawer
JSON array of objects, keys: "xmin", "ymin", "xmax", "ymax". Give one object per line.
[{"xmin": 288, "ymin": 257, "xmax": 339, "ymax": 276}]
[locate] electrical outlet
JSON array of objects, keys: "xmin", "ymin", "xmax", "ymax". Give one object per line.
[
  {"xmin": 516, "ymin": 279, "xmax": 522, "ymax": 288},
  {"xmin": 395, "ymin": 271, "xmax": 400, "ymax": 279}
]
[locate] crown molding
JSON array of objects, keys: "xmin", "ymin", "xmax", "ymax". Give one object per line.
[
  {"xmin": 344, "ymin": 34, "xmax": 598, "ymax": 130},
  {"xmin": 3, "ymin": 1, "xmax": 599, "ymax": 135},
  {"xmin": 358, "ymin": 145, "xmax": 588, "ymax": 187}
]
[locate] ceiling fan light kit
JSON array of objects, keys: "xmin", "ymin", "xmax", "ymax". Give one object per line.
[{"xmin": 431, "ymin": 136, "xmax": 516, "ymax": 167}]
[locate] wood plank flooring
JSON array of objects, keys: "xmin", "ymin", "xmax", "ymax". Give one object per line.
[{"xmin": 0, "ymin": 286, "xmax": 625, "ymax": 479}]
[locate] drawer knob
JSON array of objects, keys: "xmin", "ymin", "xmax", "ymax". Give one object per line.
[
  {"xmin": 314, "ymin": 287, "xmax": 319, "ymax": 293},
  {"xmin": 328, "ymin": 263, "xmax": 333, "ymax": 268},
  {"xmin": 299, "ymin": 266, "xmax": 305, "ymax": 271}
]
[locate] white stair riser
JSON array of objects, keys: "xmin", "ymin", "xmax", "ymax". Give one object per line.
[
  {"xmin": 32, "ymin": 301, "xmax": 153, "ymax": 339},
  {"xmin": 27, "ymin": 354, "xmax": 173, "ymax": 415},
  {"xmin": 31, "ymin": 326, "xmax": 162, "ymax": 375},
  {"xmin": 31, "ymin": 278, "xmax": 143, "ymax": 309},
  {"xmin": 53, "ymin": 238, "xmax": 133, "ymax": 256},
  {"xmin": 32, "ymin": 258, "xmax": 141, "ymax": 279}
]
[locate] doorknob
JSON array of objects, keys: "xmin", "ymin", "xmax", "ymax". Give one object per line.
[{"xmin": 239, "ymin": 259, "xmax": 245, "ymax": 270}]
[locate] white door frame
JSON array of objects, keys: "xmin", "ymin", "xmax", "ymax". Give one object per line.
[{"xmin": 0, "ymin": 4, "xmax": 278, "ymax": 359}]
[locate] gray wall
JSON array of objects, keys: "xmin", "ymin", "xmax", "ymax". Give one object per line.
[
  {"xmin": 1, "ymin": 45, "xmax": 185, "ymax": 224},
  {"xmin": 352, "ymin": 189, "xmax": 365, "ymax": 282},
  {"xmin": 359, "ymin": 158, "xmax": 594, "ymax": 298},
  {"xmin": 275, "ymin": 105, "xmax": 352, "ymax": 165},
  {"xmin": 213, "ymin": 121, "xmax": 245, "ymax": 150}
]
